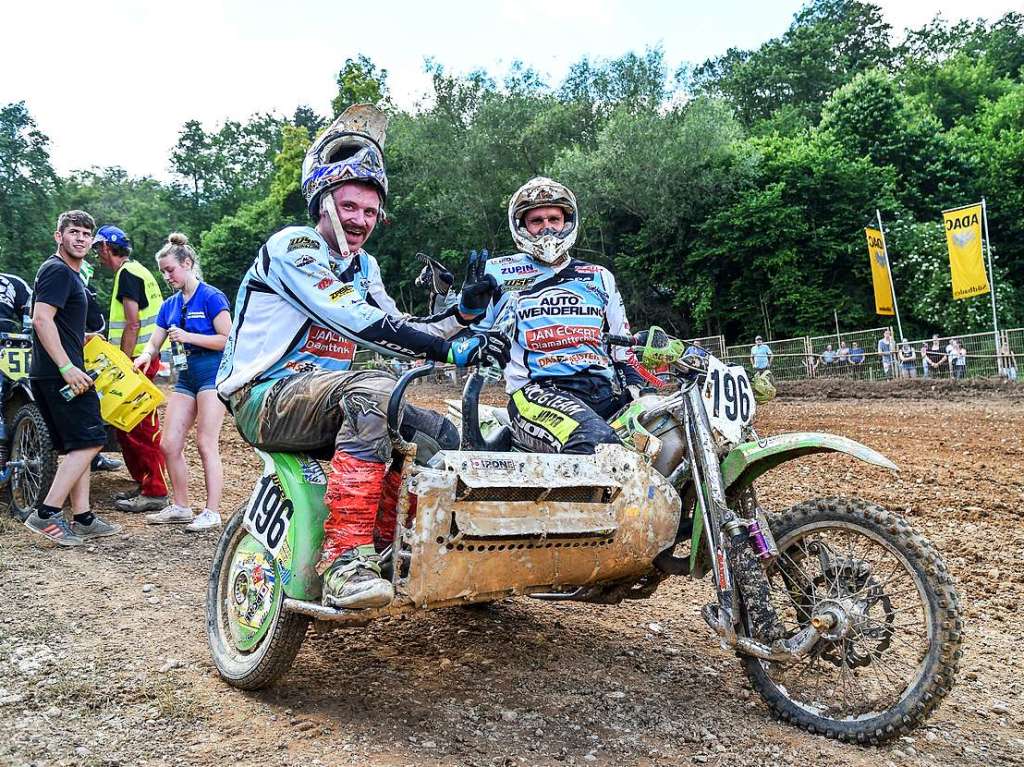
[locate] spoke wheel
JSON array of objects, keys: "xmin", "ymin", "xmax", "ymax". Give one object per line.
[
  {"xmin": 206, "ymin": 506, "xmax": 309, "ymax": 689},
  {"xmin": 8, "ymin": 404, "xmax": 58, "ymax": 521},
  {"xmin": 742, "ymin": 497, "xmax": 962, "ymax": 744}
]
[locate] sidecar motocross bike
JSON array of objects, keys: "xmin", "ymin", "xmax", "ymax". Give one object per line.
[{"xmin": 207, "ymin": 331, "xmax": 961, "ymax": 744}]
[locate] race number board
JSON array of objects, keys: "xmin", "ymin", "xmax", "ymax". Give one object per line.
[
  {"xmin": 700, "ymin": 355, "xmax": 755, "ymax": 445},
  {"xmin": 242, "ymin": 451, "xmax": 294, "ymax": 558}
]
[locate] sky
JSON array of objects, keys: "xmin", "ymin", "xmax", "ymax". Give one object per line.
[{"xmin": 2, "ymin": 0, "xmax": 1019, "ymax": 180}]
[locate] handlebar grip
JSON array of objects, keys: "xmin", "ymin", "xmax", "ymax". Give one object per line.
[{"xmin": 604, "ymin": 334, "xmax": 635, "ymax": 348}]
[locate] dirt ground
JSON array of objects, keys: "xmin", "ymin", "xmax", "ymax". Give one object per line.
[{"xmin": 1, "ymin": 383, "xmax": 1022, "ymax": 767}]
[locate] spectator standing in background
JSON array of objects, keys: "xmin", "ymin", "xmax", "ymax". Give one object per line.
[
  {"xmin": 132, "ymin": 234, "xmax": 231, "ymax": 532},
  {"xmin": 953, "ymin": 341, "xmax": 967, "ymax": 380},
  {"xmin": 920, "ymin": 342, "xmax": 931, "ymax": 378},
  {"xmin": 998, "ymin": 341, "xmax": 1017, "ymax": 382},
  {"xmin": 819, "ymin": 343, "xmax": 835, "ymax": 376},
  {"xmin": 23, "ymin": 211, "xmax": 118, "ymax": 544},
  {"xmin": 945, "ymin": 338, "xmax": 958, "ymax": 379},
  {"xmin": 925, "ymin": 335, "xmax": 948, "ymax": 379},
  {"xmin": 750, "ymin": 335, "xmax": 773, "ymax": 372},
  {"xmin": 877, "ymin": 329, "xmax": 895, "ymax": 379},
  {"xmin": 837, "ymin": 340, "xmax": 850, "ymax": 374},
  {"xmin": 849, "ymin": 341, "xmax": 865, "ymax": 373},
  {"xmin": 898, "ymin": 338, "xmax": 916, "ymax": 378},
  {"xmin": 94, "ymin": 226, "xmax": 169, "ymax": 512}
]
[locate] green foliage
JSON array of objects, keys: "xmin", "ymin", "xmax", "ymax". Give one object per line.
[{"xmin": 331, "ymin": 55, "xmax": 390, "ymax": 115}]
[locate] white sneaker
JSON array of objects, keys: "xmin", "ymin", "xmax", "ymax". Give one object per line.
[
  {"xmin": 144, "ymin": 504, "xmax": 194, "ymax": 525},
  {"xmin": 185, "ymin": 509, "xmax": 222, "ymax": 532}
]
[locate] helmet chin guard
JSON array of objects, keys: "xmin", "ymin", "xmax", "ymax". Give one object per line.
[{"xmin": 508, "ymin": 177, "xmax": 579, "ymax": 265}]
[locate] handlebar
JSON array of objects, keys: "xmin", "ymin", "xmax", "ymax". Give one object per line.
[
  {"xmin": 386, "ymin": 362, "xmax": 436, "ymax": 437},
  {"xmin": 604, "ymin": 334, "xmax": 635, "ymax": 348}
]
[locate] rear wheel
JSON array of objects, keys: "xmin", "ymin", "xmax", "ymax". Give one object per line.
[
  {"xmin": 742, "ymin": 497, "xmax": 962, "ymax": 744},
  {"xmin": 7, "ymin": 403, "xmax": 58, "ymax": 521},
  {"xmin": 206, "ymin": 506, "xmax": 309, "ymax": 689}
]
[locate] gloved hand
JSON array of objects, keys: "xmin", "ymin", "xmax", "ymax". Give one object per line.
[
  {"xmin": 458, "ymin": 249, "xmax": 497, "ymax": 320},
  {"xmin": 414, "ymin": 253, "xmax": 454, "ymax": 296},
  {"xmin": 445, "ymin": 331, "xmax": 511, "ymax": 368}
]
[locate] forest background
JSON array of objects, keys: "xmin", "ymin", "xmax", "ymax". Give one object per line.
[{"xmin": 3, "ymin": 0, "xmax": 1023, "ymax": 342}]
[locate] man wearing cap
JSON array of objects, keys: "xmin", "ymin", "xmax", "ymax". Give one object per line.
[
  {"xmin": 750, "ymin": 335, "xmax": 773, "ymax": 372},
  {"xmin": 93, "ymin": 225, "xmax": 169, "ymax": 512}
]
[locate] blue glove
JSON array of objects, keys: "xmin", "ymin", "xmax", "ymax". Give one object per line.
[{"xmin": 445, "ymin": 331, "xmax": 511, "ymax": 368}]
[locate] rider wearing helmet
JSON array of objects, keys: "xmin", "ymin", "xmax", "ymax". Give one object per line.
[
  {"xmin": 473, "ymin": 177, "xmax": 661, "ymax": 454},
  {"xmin": 217, "ymin": 105, "xmax": 505, "ymax": 611}
]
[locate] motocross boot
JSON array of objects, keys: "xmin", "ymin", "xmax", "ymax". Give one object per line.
[{"xmin": 321, "ymin": 544, "xmax": 394, "ymax": 610}]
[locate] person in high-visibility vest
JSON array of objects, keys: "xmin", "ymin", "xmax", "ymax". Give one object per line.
[{"xmin": 93, "ymin": 225, "xmax": 169, "ymax": 512}]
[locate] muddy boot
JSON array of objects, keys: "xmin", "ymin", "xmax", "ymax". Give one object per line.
[{"xmin": 321, "ymin": 545, "xmax": 394, "ymax": 610}]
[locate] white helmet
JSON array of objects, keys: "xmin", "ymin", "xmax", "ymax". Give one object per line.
[{"xmin": 508, "ymin": 177, "xmax": 579, "ymax": 265}]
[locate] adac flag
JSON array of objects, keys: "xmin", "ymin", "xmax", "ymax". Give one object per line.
[
  {"xmin": 865, "ymin": 227, "xmax": 894, "ymax": 316},
  {"xmin": 942, "ymin": 203, "xmax": 989, "ymax": 300}
]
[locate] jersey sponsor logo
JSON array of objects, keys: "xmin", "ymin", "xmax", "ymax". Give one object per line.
[
  {"xmin": 520, "ymin": 383, "xmax": 587, "ymax": 416},
  {"xmin": 503, "ymin": 277, "xmax": 536, "ymax": 290},
  {"xmin": 329, "ymin": 284, "xmax": 355, "ymax": 302},
  {"xmin": 287, "ymin": 236, "xmax": 321, "ymax": 252},
  {"xmin": 501, "ymin": 265, "xmax": 540, "ymax": 275},
  {"xmin": 525, "ymin": 324, "xmax": 601, "ymax": 352},
  {"xmin": 574, "ymin": 264, "xmax": 604, "ymax": 274},
  {"xmin": 301, "ymin": 324, "xmax": 355, "ymax": 361},
  {"xmin": 293, "ymin": 255, "xmax": 316, "ymax": 268},
  {"xmin": 535, "ymin": 352, "xmax": 604, "ymax": 369},
  {"xmin": 495, "ymin": 255, "xmax": 518, "ymax": 264},
  {"xmin": 315, "ymin": 277, "xmax": 335, "ymax": 290},
  {"xmin": 517, "ymin": 288, "xmax": 604, "ymax": 320}
]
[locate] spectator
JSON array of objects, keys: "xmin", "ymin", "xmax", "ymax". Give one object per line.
[
  {"xmin": 94, "ymin": 225, "xmax": 169, "ymax": 512},
  {"xmin": 877, "ymin": 329, "xmax": 895, "ymax": 379},
  {"xmin": 684, "ymin": 338, "xmax": 709, "ymax": 358},
  {"xmin": 819, "ymin": 343, "xmax": 836, "ymax": 374},
  {"xmin": 132, "ymin": 234, "xmax": 231, "ymax": 532},
  {"xmin": 0, "ymin": 272, "xmax": 32, "ymax": 332},
  {"xmin": 849, "ymin": 341, "xmax": 865, "ymax": 372},
  {"xmin": 945, "ymin": 338, "xmax": 958, "ymax": 379},
  {"xmin": 749, "ymin": 335, "xmax": 773, "ymax": 372},
  {"xmin": 925, "ymin": 335, "xmax": 948, "ymax": 379},
  {"xmin": 920, "ymin": 342, "xmax": 931, "ymax": 378},
  {"xmin": 837, "ymin": 340, "xmax": 850, "ymax": 374},
  {"xmin": 998, "ymin": 341, "xmax": 1017, "ymax": 382},
  {"xmin": 23, "ymin": 210, "xmax": 118, "ymax": 544},
  {"xmin": 898, "ymin": 338, "xmax": 917, "ymax": 378},
  {"xmin": 802, "ymin": 352, "xmax": 818, "ymax": 378},
  {"xmin": 953, "ymin": 341, "xmax": 967, "ymax": 380}
]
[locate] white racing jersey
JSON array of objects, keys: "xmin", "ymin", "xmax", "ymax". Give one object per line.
[{"xmin": 217, "ymin": 226, "xmax": 463, "ymax": 397}]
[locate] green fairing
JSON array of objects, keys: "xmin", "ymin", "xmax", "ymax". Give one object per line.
[
  {"xmin": 720, "ymin": 432, "xmax": 898, "ymax": 491},
  {"xmin": 262, "ymin": 451, "xmax": 329, "ymax": 601}
]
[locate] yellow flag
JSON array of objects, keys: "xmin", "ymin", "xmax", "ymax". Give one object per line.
[
  {"xmin": 865, "ymin": 227, "xmax": 894, "ymax": 316},
  {"xmin": 942, "ymin": 203, "xmax": 989, "ymax": 300}
]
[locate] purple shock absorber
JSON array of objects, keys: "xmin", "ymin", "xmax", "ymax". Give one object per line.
[{"xmin": 746, "ymin": 520, "xmax": 772, "ymax": 561}]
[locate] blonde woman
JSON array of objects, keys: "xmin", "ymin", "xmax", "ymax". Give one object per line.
[{"xmin": 132, "ymin": 234, "xmax": 231, "ymax": 531}]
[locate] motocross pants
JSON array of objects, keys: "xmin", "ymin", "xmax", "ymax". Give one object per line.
[
  {"xmin": 507, "ymin": 375, "xmax": 629, "ymax": 455},
  {"xmin": 229, "ymin": 369, "xmax": 458, "ymax": 570}
]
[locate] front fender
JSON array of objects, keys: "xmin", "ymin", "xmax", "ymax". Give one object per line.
[{"xmin": 721, "ymin": 432, "xmax": 898, "ymax": 492}]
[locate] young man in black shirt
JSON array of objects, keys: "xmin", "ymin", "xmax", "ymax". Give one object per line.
[{"xmin": 25, "ymin": 210, "xmax": 119, "ymax": 545}]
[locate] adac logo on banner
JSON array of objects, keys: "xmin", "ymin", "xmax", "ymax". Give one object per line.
[
  {"xmin": 864, "ymin": 227, "xmax": 894, "ymax": 316},
  {"xmin": 942, "ymin": 203, "xmax": 989, "ymax": 300}
]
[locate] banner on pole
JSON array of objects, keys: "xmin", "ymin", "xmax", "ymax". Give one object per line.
[
  {"xmin": 865, "ymin": 227, "xmax": 894, "ymax": 316},
  {"xmin": 942, "ymin": 203, "xmax": 989, "ymax": 300}
]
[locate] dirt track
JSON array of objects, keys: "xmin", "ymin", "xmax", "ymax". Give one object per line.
[{"xmin": 1, "ymin": 385, "xmax": 1022, "ymax": 767}]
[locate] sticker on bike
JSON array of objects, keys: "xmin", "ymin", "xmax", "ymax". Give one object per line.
[
  {"xmin": 701, "ymin": 355, "xmax": 755, "ymax": 444},
  {"xmin": 242, "ymin": 452, "xmax": 294, "ymax": 557}
]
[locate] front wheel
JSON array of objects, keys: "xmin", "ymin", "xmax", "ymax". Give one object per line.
[
  {"xmin": 7, "ymin": 403, "xmax": 58, "ymax": 521},
  {"xmin": 742, "ymin": 497, "xmax": 962, "ymax": 744},
  {"xmin": 206, "ymin": 506, "xmax": 309, "ymax": 689}
]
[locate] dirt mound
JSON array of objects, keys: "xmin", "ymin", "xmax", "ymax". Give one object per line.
[{"xmin": 778, "ymin": 376, "xmax": 1024, "ymax": 401}]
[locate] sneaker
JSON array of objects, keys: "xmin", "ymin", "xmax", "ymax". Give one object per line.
[
  {"xmin": 185, "ymin": 509, "xmax": 221, "ymax": 532},
  {"xmin": 114, "ymin": 485, "xmax": 141, "ymax": 501},
  {"xmin": 115, "ymin": 495, "xmax": 168, "ymax": 513},
  {"xmin": 71, "ymin": 515, "xmax": 121, "ymax": 539},
  {"xmin": 91, "ymin": 454, "xmax": 123, "ymax": 472},
  {"xmin": 144, "ymin": 504, "xmax": 194, "ymax": 525},
  {"xmin": 321, "ymin": 545, "xmax": 394, "ymax": 610},
  {"xmin": 24, "ymin": 511, "xmax": 83, "ymax": 547}
]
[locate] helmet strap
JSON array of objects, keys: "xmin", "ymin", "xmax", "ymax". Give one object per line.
[{"xmin": 321, "ymin": 193, "xmax": 352, "ymax": 258}]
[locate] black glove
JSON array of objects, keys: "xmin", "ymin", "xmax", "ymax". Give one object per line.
[
  {"xmin": 414, "ymin": 253, "xmax": 454, "ymax": 296},
  {"xmin": 458, "ymin": 249, "xmax": 497, "ymax": 320}
]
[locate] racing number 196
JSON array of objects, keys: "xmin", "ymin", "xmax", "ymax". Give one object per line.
[
  {"xmin": 708, "ymin": 368, "xmax": 751, "ymax": 423},
  {"xmin": 247, "ymin": 475, "xmax": 293, "ymax": 551}
]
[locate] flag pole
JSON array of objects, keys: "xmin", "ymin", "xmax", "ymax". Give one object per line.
[
  {"xmin": 876, "ymin": 209, "xmax": 904, "ymax": 341},
  {"xmin": 981, "ymin": 197, "xmax": 1000, "ymax": 357}
]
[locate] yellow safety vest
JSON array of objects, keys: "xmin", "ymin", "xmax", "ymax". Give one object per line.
[{"xmin": 109, "ymin": 260, "xmax": 163, "ymax": 355}]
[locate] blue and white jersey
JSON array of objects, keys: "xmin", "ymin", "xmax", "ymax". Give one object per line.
[
  {"xmin": 217, "ymin": 226, "xmax": 463, "ymax": 397},
  {"xmin": 474, "ymin": 253, "xmax": 644, "ymax": 393}
]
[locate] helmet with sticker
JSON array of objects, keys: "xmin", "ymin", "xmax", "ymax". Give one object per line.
[{"xmin": 507, "ymin": 177, "xmax": 578, "ymax": 265}]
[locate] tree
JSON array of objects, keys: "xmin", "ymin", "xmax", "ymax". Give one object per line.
[
  {"xmin": 331, "ymin": 55, "xmax": 390, "ymax": 116},
  {"xmin": 0, "ymin": 102, "xmax": 59, "ymax": 279}
]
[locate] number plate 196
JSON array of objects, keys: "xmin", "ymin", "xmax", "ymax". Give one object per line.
[
  {"xmin": 701, "ymin": 355, "xmax": 755, "ymax": 445},
  {"xmin": 242, "ymin": 452, "xmax": 294, "ymax": 557}
]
